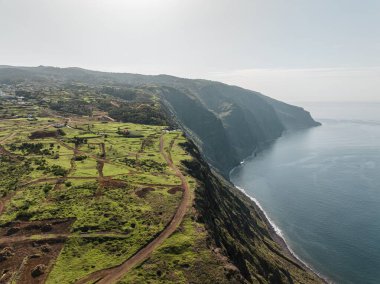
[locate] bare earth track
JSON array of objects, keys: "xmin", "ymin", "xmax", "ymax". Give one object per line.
[
  {"xmin": 0, "ymin": 122, "xmax": 191, "ymax": 284},
  {"xmin": 75, "ymin": 134, "xmax": 191, "ymax": 284}
]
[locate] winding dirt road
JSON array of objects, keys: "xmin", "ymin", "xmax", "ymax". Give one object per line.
[{"xmin": 75, "ymin": 134, "xmax": 191, "ymax": 284}]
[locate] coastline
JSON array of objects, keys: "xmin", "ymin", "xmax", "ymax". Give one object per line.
[{"xmin": 230, "ymin": 164, "xmax": 330, "ymax": 283}]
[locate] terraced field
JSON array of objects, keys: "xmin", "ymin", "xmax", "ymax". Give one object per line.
[
  {"xmin": 0, "ymin": 70, "xmax": 323, "ymax": 284},
  {"xmin": 0, "ymin": 114, "xmax": 198, "ymax": 283}
]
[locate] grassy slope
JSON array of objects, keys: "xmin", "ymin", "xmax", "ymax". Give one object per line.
[
  {"xmin": 0, "ymin": 117, "xmax": 187, "ymax": 283},
  {"xmin": 0, "ymin": 80, "xmax": 321, "ymax": 284},
  {"xmin": 119, "ymin": 131, "xmax": 237, "ymax": 284}
]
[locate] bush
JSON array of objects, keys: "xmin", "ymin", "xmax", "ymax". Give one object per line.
[
  {"xmin": 75, "ymin": 155, "xmax": 87, "ymax": 161},
  {"xmin": 50, "ymin": 165, "xmax": 68, "ymax": 176},
  {"xmin": 43, "ymin": 184, "xmax": 53, "ymax": 194}
]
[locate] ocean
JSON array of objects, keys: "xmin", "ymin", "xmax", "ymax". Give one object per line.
[{"xmin": 230, "ymin": 102, "xmax": 380, "ymax": 284}]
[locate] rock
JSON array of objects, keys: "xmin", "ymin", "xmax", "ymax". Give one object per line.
[
  {"xmin": 0, "ymin": 247, "xmax": 15, "ymax": 262},
  {"xmin": 41, "ymin": 244, "xmax": 51, "ymax": 253},
  {"xmin": 31, "ymin": 264, "xmax": 47, "ymax": 278},
  {"xmin": 180, "ymin": 263, "xmax": 190, "ymax": 269},
  {"xmin": 224, "ymin": 263, "xmax": 240, "ymax": 280},
  {"xmin": 6, "ymin": 227, "xmax": 20, "ymax": 236},
  {"xmin": 41, "ymin": 223, "xmax": 52, "ymax": 232}
]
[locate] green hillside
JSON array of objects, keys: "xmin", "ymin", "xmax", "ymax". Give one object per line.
[{"xmin": 0, "ymin": 67, "xmax": 322, "ymax": 283}]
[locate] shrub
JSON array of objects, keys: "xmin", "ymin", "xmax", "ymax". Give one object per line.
[
  {"xmin": 50, "ymin": 165, "xmax": 68, "ymax": 176},
  {"xmin": 43, "ymin": 184, "xmax": 53, "ymax": 194}
]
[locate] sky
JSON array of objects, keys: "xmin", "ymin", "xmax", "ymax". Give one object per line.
[{"xmin": 0, "ymin": 0, "xmax": 379, "ymax": 102}]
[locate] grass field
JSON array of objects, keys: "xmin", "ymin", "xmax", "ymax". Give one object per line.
[{"xmin": 0, "ymin": 109, "xmax": 203, "ymax": 283}]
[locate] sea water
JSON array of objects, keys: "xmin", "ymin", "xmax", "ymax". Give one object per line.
[{"xmin": 230, "ymin": 102, "xmax": 380, "ymax": 284}]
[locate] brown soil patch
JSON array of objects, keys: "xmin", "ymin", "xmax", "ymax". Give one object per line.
[
  {"xmin": 135, "ymin": 187, "xmax": 155, "ymax": 198},
  {"xmin": 29, "ymin": 130, "xmax": 64, "ymax": 139},
  {"xmin": 0, "ymin": 145, "xmax": 19, "ymax": 161},
  {"xmin": 0, "ymin": 218, "xmax": 75, "ymax": 239},
  {"xmin": 0, "ymin": 238, "xmax": 66, "ymax": 284},
  {"xmin": 96, "ymin": 160, "xmax": 104, "ymax": 178},
  {"xmin": 0, "ymin": 219, "xmax": 74, "ymax": 283},
  {"xmin": 0, "ymin": 194, "xmax": 13, "ymax": 216},
  {"xmin": 103, "ymin": 179, "xmax": 127, "ymax": 189},
  {"xmin": 167, "ymin": 186, "xmax": 184, "ymax": 195}
]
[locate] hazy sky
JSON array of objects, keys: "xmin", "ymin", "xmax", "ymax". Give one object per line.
[{"xmin": 1, "ymin": 0, "xmax": 379, "ymax": 102}]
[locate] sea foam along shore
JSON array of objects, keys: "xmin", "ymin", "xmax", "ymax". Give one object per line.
[{"xmin": 233, "ymin": 182, "xmax": 330, "ymax": 283}]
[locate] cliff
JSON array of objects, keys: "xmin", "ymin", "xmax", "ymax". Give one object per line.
[
  {"xmin": 0, "ymin": 66, "xmax": 320, "ymax": 176},
  {"xmin": 181, "ymin": 140, "xmax": 322, "ymax": 283},
  {"xmin": 0, "ymin": 66, "xmax": 322, "ymax": 283},
  {"xmin": 156, "ymin": 80, "xmax": 320, "ymax": 176}
]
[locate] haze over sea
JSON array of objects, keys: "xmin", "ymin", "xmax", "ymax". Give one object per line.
[{"xmin": 230, "ymin": 102, "xmax": 380, "ymax": 284}]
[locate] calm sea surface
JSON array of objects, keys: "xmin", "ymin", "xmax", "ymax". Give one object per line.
[{"xmin": 230, "ymin": 102, "xmax": 380, "ymax": 284}]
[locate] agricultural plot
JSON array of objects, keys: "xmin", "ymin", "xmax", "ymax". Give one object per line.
[{"xmin": 0, "ymin": 109, "xmax": 195, "ymax": 283}]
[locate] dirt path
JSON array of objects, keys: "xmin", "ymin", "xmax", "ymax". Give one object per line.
[
  {"xmin": 95, "ymin": 160, "xmax": 105, "ymax": 197},
  {"xmin": 0, "ymin": 194, "xmax": 13, "ymax": 216},
  {"xmin": 0, "ymin": 144, "xmax": 19, "ymax": 161},
  {"xmin": 0, "ymin": 232, "xmax": 129, "ymax": 245},
  {"xmin": 0, "ymin": 133, "xmax": 20, "ymax": 161},
  {"xmin": 103, "ymin": 115, "xmax": 115, "ymax": 122},
  {"xmin": 167, "ymin": 133, "xmax": 179, "ymax": 163},
  {"xmin": 67, "ymin": 143, "xmax": 79, "ymax": 177},
  {"xmin": 97, "ymin": 143, "xmax": 106, "ymax": 179},
  {"xmin": 19, "ymin": 176, "xmax": 181, "ymax": 190},
  {"xmin": 23, "ymin": 177, "xmax": 96, "ymax": 189},
  {"xmin": 54, "ymin": 144, "xmax": 79, "ymax": 191},
  {"xmin": 75, "ymin": 134, "xmax": 191, "ymax": 284},
  {"xmin": 55, "ymin": 138, "xmax": 118, "ymax": 167},
  {"xmin": 110, "ymin": 101, "xmax": 120, "ymax": 108},
  {"xmin": 0, "ymin": 132, "xmax": 17, "ymax": 144}
]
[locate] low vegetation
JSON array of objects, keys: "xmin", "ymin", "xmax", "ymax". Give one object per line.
[
  {"xmin": 0, "ymin": 89, "xmax": 210, "ymax": 283},
  {"xmin": 0, "ymin": 77, "xmax": 321, "ymax": 284}
]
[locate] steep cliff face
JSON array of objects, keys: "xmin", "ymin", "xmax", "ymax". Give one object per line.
[
  {"xmin": 0, "ymin": 65, "xmax": 320, "ymax": 176},
  {"xmin": 159, "ymin": 86, "xmax": 239, "ymax": 172},
  {"xmin": 157, "ymin": 81, "xmax": 320, "ymax": 176},
  {"xmin": 193, "ymin": 84, "xmax": 284, "ymax": 156},
  {"xmin": 258, "ymin": 94, "xmax": 321, "ymax": 131},
  {"xmin": 182, "ymin": 140, "xmax": 322, "ymax": 283},
  {"xmin": 0, "ymin": 66, "xmax": 322, "ymax": 283}
]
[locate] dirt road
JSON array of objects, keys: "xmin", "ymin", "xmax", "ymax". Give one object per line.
[
  {"xmin": 0, "ymin": 132, "xmax": 17, "ymax": 144},
  {"xmin": 75, "ymin": 134, "xmax": 191, "ymax": 284}
]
